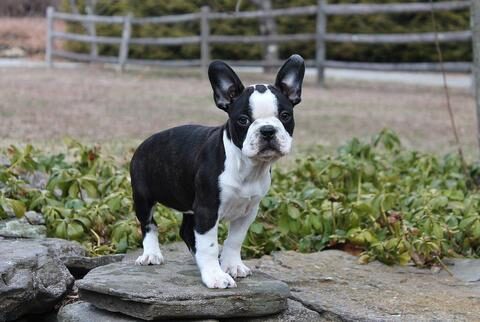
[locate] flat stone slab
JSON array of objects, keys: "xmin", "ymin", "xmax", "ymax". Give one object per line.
[
  {"xmin": 58, "ymin": 301, "xmax": 142, "ymax": 322},
  {"xmin": 62, "ymin": 254, "xmax": 125, "ymax": 279},
  {"xmin": 77, "ymin": 253, "xmax": 290, "ymax": 320},
  {"xmin": 58, "ymin": 299, "xmax": 319, "ymax": 322},
  {"xmin": 243, "ymin": 298, "xmax": 322, "ymax": 322},
  {"xmin": 0, "ymin": 218, "xmax": 46, "ymax": 238},
  {"xmin": 445, "ymin": 258, "xmax": 480, "ymax": 283},
  {"xmin": 246, "ymin": 250, "xmax": 480, "ymax": 321}
]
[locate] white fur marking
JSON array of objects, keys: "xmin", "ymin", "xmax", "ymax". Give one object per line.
[
  {"xmin": 220, "ymin": 205, "xmax": 258, "ymax": 278},
  {"xmin": 217, "ymin": 132, "xmax": 274, "ymax": 279},
  {"xmin": 135, "ymin": 224, "xmax": 164, "ymax": 265},
  {"xmin": 249, "ymin": 86, "xmax": 278, "ymax": 120},
  {"xmin": 242, "ymin": 116, "xmax": 293, "ymax": 159},
  {"xmin": 282, "ymin": 73, "xmax": 296, "ymax": 88},
  {"xmin": 241, "ymin": 86, "xmax": 293, "ymax": 160},
  {"xmin": 195, "ymin": 222, "xmax": 236, "ymax": 288},
  {"xmin": 219, "ymin": 131, "xmax": 271, "ymax": 222}
]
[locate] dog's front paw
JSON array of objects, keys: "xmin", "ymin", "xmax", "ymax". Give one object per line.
[
  {"xmin": 135, "ymin": 252, "xmax": 164, "ymax": 265},
  {"xmin": 221, "ymin": 259, "xmax": 252, "ymax": 278},
  {"xmin": 201, "ymin": 268, "xmax": 237, "ymax": 289}
]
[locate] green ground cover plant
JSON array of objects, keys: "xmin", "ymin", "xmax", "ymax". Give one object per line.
[{"xmin": 1, "ymin": 129, "xmax": 479, "ymax": 266}]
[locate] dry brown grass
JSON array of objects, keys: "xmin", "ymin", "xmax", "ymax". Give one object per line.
[
  {"xmin": 0, "ymin": 17, "xmax": 64, "ymax": 57},
  {"xmin": 0, "ymin": 66, "xmax": 477, "ymax": 159}
]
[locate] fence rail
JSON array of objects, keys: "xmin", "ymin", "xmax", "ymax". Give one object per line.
[{"xmin": 45, "ymin": 1, "xmax": 472, "ymax": 84}]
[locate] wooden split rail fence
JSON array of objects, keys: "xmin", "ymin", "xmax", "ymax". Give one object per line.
[{"xmin": 46, "ymin": 1, "xmax": 472, "ymax": 85}]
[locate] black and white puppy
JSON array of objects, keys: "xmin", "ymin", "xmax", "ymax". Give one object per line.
[{"xmin": 130, "ymin": 54, "xmax": 305, "ymax": 289}]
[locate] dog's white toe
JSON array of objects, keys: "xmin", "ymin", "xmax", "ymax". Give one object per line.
[
  {"xmin": 201, "ymin": 269, "xmax": 237, "ymax": 289},
  {"xmin": 221, "ymin": 260, "xmax": 252, "ymax": 278},
  {"xmin": 135, "ymin": 252, "xmax": 164, "ymax": 266}
]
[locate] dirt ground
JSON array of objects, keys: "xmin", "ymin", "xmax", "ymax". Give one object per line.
[{"xmin": 0, "ymin": 66, "xmax": 477, "ymax": 159}]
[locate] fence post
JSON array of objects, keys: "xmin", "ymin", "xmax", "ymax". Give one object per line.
[
  {"xmin": 46, "ymin": 6, "xmax": 54, "ymax": 67},
  {"xmin": 315, "ymin": 0, "xmax": 327, "ymax": 86},
  {"xmin": 200, "ymin": 6, "xmax": 210, "ymax": 79},
  {"xmin": 85, "ymin": 6, "xmax": 98, "ymax": 61},
  {"xmin": 119, "ymin": 13, "xmax": 132, "ymax": 72},
  {"xmin": 256, "ymin": 0, "xmax": 278, "ymax": 73},
  {"xmin": 472, "ymin": 1, "xmax": 480, "ymax": 152}
]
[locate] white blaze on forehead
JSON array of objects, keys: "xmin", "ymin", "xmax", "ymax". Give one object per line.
[{"xmin": 249, "ymin": 86, "xmax": 278, "ymax": 120}]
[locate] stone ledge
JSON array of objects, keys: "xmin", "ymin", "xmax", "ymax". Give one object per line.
[
  {"xmin": 77, "ymin": 259, "xmax": 290, "ymax": 320},
  {"xmin": 58, "ymin": 299, "xmax": 321, "ymax": 322}
]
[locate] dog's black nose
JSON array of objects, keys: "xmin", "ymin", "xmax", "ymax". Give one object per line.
[{"xmin": 260, "ymin": 125, "xmax": 276, "ymax": 140}]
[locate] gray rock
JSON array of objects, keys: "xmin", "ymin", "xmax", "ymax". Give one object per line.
[
  {"xmin": 62, "ymin": 254, "xmax": 125, "ymax": 279},
  {"xmin": 21, "ymin": 171, "xmax": 49, "ymax": 190},
  {"xmin": 0, "ymin": 217, "xmax": 47, "ymax": 238},
  {"xmin": 0, "ymin": 239, "xmax": 75, "ymax": 321},
  {"xmin": 245, "ymin": 250, "xmax": 480, "ymax": 321},
  {"xmin": 58, "ymin": 301, "xmax": 219, "ymax": 322},
  {"xmin": 445, "ymin": 258, "xmax": 480, "ymax": 283},
  {"xmin": 77, "ymin": 248, "xmax": 290, "ymax": 320},
  {"xmin": 240, "ymin": 299, "xmax": 323, "ymax": 322},
  {"xmin": 58, "ymin": 301, "xmax": 145, "ymax": 322},
  {"xmin": 37, "ymin": 238, "xmax": 88, "ymax": 258},
  {"xmin": 0, "ymin": 155, "xmax": 9, "ymax": 167},
  {"xmin": 57, "ymin": 299, "xmax": 320, "ymax": 322},
  {"xmin": 24, "ymin": 210, "xmax": 45, "ymax": 225}
]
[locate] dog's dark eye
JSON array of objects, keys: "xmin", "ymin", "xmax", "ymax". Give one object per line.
[
  {"xmin": 280, "ymin": 111, "xmax": 292, "ymax": 122},
  {"xmin": 237, "ymin": 115, "xmax": 250, "ymax": 126}
]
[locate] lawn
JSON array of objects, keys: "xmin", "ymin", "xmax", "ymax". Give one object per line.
[{"xmin": 0, "ymin": 66, "xmax": 476, "ymax": 159}]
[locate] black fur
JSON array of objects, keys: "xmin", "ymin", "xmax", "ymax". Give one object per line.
[
  {"xmin": 130, "ymin": 124, "xmax": 226, "ymax": 247},
  {"xmin": 274, "ymin": 54, "xmax": 305, "ymax": 106},
  {"xmin": 180, "ymin": 213, "xmax": 196, "ymax": 252}
]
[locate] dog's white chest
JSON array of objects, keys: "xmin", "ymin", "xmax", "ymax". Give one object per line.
[
  {"xmin": 218, "ymin": 179, "xmax": 269, "ymax": 221},
  {"xmin": 218, "ymin": 131, "xmax": 271, "ymax": 221}
]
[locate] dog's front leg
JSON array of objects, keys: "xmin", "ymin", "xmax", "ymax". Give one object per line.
[
  {"xmin": 220, "ymin": 204, "xmax": 258, "ymax": 278},
  {"xmin": 194, "ymin": 220, "xmax": 237, "ymax": 289}
]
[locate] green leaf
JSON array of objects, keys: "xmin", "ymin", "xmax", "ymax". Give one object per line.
[
  {"xmin": 68, "ymin": 183, "xmax": 79, "ymax": 198},
  {"xmin": 432, "ymin": 223, "xmax": 444, "ymax": 240},
  {"xmin": 67, "ymin": 222, "xmax": 85, "ymax": 241},
  {"xmin": 430, "ymin": 196, "xmax": 448, "ymax": 209},
  {"xmin": 460, "ymin": 216, "xmax": 478, "ymax": 230},
  {"xmin": 55, "ymin": 221, "xmax": 67, "ymax": 239},
  {"xmin": 287, "ymin": 205, "xmax": 301, "ymax": 219},
  {"xmin": 471, "ymin": 221, "xmax": 480, "ymax": 239},
  {"xmin": 82, "ymin": 181, "xmax": 98, "ymax": 198},
  {"xmin": 397, "ymin": 252, "xmax": 411, "ymax": 266},
  {"xmin": 278, "ymin": 214, "xmax": 290, "ymax": 235},
  {"xmin": 8, "ymin": 199, "xmax": 26, "ymax": 218},
  {"xmin": 74, "ymin": 217, "xmax": 92, "ymax": 230},
  {"xmin": 250, "ymin": 222, "xmax": 264, "ymax": 234},
  {"xmin": 115, "ymin": 235, "xmax": 128, "ymax": 253}
]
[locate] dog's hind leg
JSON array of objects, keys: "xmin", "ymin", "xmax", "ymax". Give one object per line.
[
  {"xmin": 180, "ymin": 212, "xmax": 196, "ymax": 254},
  {"xmin": 134, "ymin": 195, "xmax": 164, "ymax": 265}
]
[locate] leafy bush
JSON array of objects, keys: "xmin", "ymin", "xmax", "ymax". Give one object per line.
[
  {"xmin": 1, "ymin": 130, "xmax": 479, "ymax": 266},
  {"xmin": 0, "ymin": 0, "xmax": 58, "ymax": 17},
  {"xmin": 60, "ymin": 0, "xmax": 470, "ymax": 63}
]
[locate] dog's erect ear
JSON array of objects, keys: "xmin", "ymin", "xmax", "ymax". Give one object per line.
[
  {"xmin": 208, "ymin": 61, "xmax": 245, "ymax": 111},
  {"xmin": 274, "ymin": 54, "xmax": 305, "ymax": 106}
]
